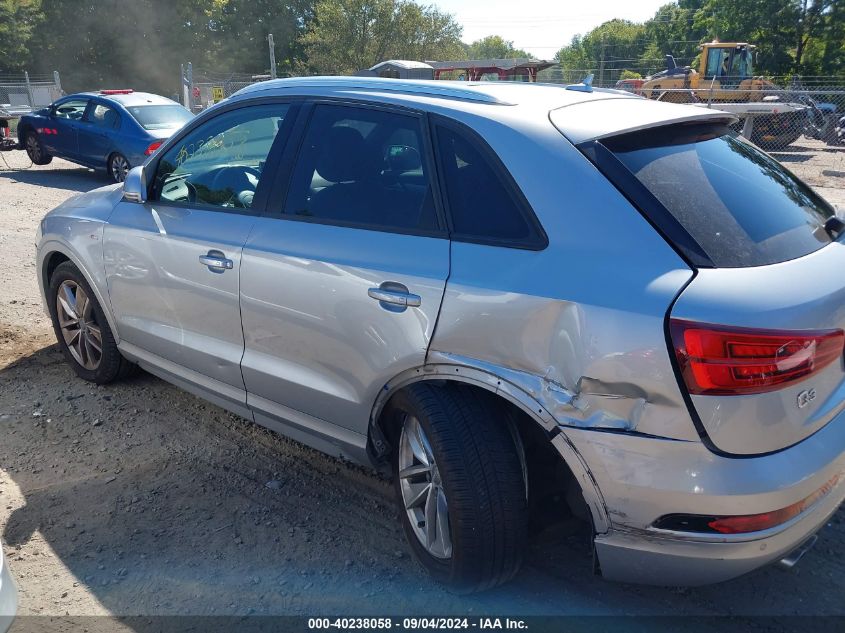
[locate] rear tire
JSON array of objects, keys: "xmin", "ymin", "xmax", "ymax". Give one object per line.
[
  {"xmin": 24, "ymin": 130, "xmax": 52, "ymax": 165},
  {"xmin": 108, "ymin": 152, "xmax": 130, "ymax": 183},
  {"xmin": 48, "ymin": 261, "xmax": 135, "ymax": 384},
  {"xmin": 386, "ymin": 384, "xmax": 527, "ymax": 593}
]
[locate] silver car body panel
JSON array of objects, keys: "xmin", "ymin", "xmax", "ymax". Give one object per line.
[
  {"xmin": 0, "ymin": 548, "xmax": 16, "ymax": 633},
  {"xmin": 574, "ymin": 405, "xmax": 845, "ymax": 584},
  {"xmin": 36, "ymin": 184, "xmax": 124, "ymax": 340},
  {"xmin": 34, "ymin": 78, "xmax": 845, "ymax": 586},
  {"xmin": 672, "ymin": 242, "xmax": 845, "ymax": 455},
  {"xmin": 103, "ymin": 200, "xmax": 256, "ymax": 394},
  {"xmin": 550, "ymin": 97, "xmax": 737, "ymax": 144},
  {"xmin": 240, "ymin": 219, "xmax": 449, "ymax": 436}
]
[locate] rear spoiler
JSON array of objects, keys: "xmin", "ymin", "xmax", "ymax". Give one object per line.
[{"xmin": 550, "ymin": 97, "xmax": 737, "ymax": 145}]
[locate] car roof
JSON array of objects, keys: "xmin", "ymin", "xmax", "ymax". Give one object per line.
[
  {"xmin": 72, "ymin": 91, "xmax": 178, "ymax": 107},
  {"xmin": 230, "ymin": 76, "xmax": 736, "ymax": 143}
]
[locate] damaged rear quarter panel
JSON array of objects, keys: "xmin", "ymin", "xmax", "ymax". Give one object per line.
[{"xmin": 429, "ymin": 116, "xmax": 698, "ymax": 441}]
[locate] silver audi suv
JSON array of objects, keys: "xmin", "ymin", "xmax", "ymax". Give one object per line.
[{"xmin": 35, "ymin": 77, "xmax": 845, "ymax": 591}]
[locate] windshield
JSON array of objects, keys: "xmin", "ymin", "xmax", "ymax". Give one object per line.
[
  {"xmin": 732, "ymin": 49, "xmax": 753, "ymax": 77},
  {"xmin": 126, "ymin": 104, "xmax": 193, "ymax": 131},
  {"xmin": 603, "ymin": 124, "xmax": 836, "ymax": 267}
]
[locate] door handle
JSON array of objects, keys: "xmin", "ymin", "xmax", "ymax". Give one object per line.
[
  {"xmin": 368, "ymin": 283, "xmax": 421, "ymax": 310},
  {"xmin": 199, "ymin": 250, "xmax": 233, "ymax": 272}
]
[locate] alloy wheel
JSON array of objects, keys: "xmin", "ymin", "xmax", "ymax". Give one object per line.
[
  {"xmin": 398, "ymin": 415, "xmax": 452, "ymax": 559},
  {"xmin": 56, "ymin": 280, "xmax": 102, "ymax": 370},
  {"xmin": 25, "ymin": 134, "xmax": 41, "ymax": 162},
  {"xmin": 110, "ymin": 154, "xmax": 129, "ymax": 182}
]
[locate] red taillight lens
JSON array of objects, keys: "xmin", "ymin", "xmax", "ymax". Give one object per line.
[
  {"xmin": 707, "ymin": 471, "xmax": 842, "ymax": 534},
  {"xmin": 145, "ymin": 140, "xmax": 163, "ymax": 156},
  {"xmin": 670, "ymin": 319, "xmax": 844, "ymax": 395}
]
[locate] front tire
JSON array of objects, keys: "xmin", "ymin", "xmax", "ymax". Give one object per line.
[
  {"xmin": 108, "ymin": 152, "xmax": 130, "ymax": 183},
  {"xmin": 24, "ymin": 130, "xmax": 52, "ymax": 165},
  {"xmin": 386, "ymin": 384, "xmax": 527, "ymax": 592},
  {"xmin": 48, "ymin": 261, "xmax": 134, "ymax": 384}
]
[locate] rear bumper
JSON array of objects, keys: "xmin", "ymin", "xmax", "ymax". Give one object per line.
[
  {"xmin": 0, "ymin": 550, "xmax": 17, "ymax": 633},
  {"xmin": 594, "ymin": 479, "xmax": 842, "ymax": 585},
  {"xmin": 560, "ymin": 406, "xmax": 845, "ymax": 585}
]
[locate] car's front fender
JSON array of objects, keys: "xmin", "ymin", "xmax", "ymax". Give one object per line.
[{"xmin": 37, "ymin": 230, "xmax": 120, "ymax": 343}]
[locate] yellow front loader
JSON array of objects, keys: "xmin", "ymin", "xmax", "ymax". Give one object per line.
[{"xmin": 640, "ymin": 42, "xmax": 806, "ymax": 149}]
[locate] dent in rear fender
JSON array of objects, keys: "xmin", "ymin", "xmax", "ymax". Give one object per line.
[{"xmin": 426, "ymin": 271, "xmax": 699, "ymax": 441}]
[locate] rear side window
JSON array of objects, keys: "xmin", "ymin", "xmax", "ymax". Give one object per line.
[
  {"xmin": 604, "ymin": 125, "xmax": 835, "ymax": 267},
  {"xmin": 435, "ymin": 123, "xmax": 541, "ymax": 247}
]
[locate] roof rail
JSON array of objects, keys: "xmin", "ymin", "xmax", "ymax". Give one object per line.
[{"xmin": 234, "ymin": 76, "xmax": 513, "ymax": 105}]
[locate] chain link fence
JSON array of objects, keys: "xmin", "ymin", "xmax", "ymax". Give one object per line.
[
  {"xmin": 534, "ymin": 72, "xmax": 845, "ymax": 192},
  {"xmin": 180, "ymin": 64, "xmax": 272, "ymax": 112},
  {"xmin": 0, "ymin": 71, "xmax": 63, "ymax": 114}
]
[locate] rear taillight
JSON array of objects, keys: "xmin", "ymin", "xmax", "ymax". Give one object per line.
[
  {"xmin": 145, "ymin": 140, "xmax": 163, "ymax": 156},
  {"xmin": 670, "ymin": 319, "xmax": 844, "ymax": 396}
]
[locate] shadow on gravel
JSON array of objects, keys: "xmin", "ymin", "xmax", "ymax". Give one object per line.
[
  {"xmin": 2, "ymin": 346, "xmax": 844, "ymax": 622},
  {"xmin": 0, "ymin": 165, "xmax": 107, "ymax": 192}
]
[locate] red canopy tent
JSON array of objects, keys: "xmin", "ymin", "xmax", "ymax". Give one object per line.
[{"xmin": 427, "ymin": 58, "xmax": 554, "ymax": 82}]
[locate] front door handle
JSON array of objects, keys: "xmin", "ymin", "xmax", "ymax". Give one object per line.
[
  {"xmin": 199, "ymin": 250, "xmax": 233, "ymax": 272},
  {"xmin": 368, "ymin": 282, "xmax": 421, "ymax": 311}
]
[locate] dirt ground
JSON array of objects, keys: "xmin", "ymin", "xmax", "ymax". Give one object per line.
[{"xmin": 1, "ymin": 153, "xmax": 845, "ymax": 627}]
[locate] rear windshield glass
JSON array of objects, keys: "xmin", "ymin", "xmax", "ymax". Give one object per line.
[
  {"xmin": 127, "ymin": 104, "xmax": 193, "ymax": 131},
  {"xmin": 605, "ymin": 125, "xmax": 836, "ymax": 267}
]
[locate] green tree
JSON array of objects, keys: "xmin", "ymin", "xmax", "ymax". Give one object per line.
[
  {"xmin": 204, "ymin": 0, "xmax": 312, "ymax": 76},
  {"xmin": 694, "ymin": 0, "xmax": 835, "ymax": 75},
  {"xmin": 466, "ymin": 35, "xmax": 530, "ymax": 59},
  {"xmin": 555, "ymin": 19, "xmax": 645, "ymax": 85},
  {"xmin": 0, "ymin": 0, "xmax": 43, "ymax": 73},
  {"xmin": 300, "ymin": 0, "xmax": 463, "ymax": 75}
]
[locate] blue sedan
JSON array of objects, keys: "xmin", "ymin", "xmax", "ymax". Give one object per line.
[{"xmin": 17, "ymin": 90, "xmax": 193, "ymax": 182}]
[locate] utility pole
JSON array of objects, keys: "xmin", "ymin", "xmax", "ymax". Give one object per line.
[{"xmin": 268, "ymin": 33, "xmax": 277, "ymax": 79}]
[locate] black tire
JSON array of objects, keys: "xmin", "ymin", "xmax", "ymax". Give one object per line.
[
  {"xmin": 24, "ymin": 130, "xmax": 52, "ymax": 165},
  {"xmin": 108, "ymin": 152, "xmax": 130, "ymax": 183},
  {"xmin": 48, "ymin": 261, "xmax": 135, "ymax": 384},
  {"xmin": 386, "ymin": 384, "xmax": 527, "ymax": 592}
]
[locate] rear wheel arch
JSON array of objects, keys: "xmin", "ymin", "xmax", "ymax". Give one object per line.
[{"xmin": 370, "ymin": 366, "xmax": 609, "ymax": 534}]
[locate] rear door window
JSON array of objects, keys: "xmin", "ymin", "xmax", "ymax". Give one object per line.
[
  {"xmin": 603, "ymin": 125, "xmax": 836, "ymax": 267},
  {"xmin": 282, "ymin": 104, "xmax": 439, "ymax": 233}
]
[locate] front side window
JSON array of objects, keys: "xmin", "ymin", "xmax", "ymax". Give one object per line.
[
  {"xmin": 152, "ymin": 104, "xmax": 289, "ymax": 210},
  {"xmin": 86, "ymin": 103, "xmax": 120, "ymax": 129},
  {"xmin": 53, "ymin": 99, "xmax": 89, "ymax": 120},
  {"xmin": 283, "ymin": 104, "xmax": 438, "ymax": 232}
]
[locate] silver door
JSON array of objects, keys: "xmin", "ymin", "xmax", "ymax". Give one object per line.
[
  {"xmin": 104, "ymin": 201, "xmax": 254, "ymax": 396},
  {"xmin": 239, "ymin": 102, "xmax": 449, "ymax": 435},
  {"xmin": 103, "ymin": 101, "xmax": 293, "ymax": 407},
  {"xmin": 240, "ymin": 221, "xmax": 448, "ymax": 434}
]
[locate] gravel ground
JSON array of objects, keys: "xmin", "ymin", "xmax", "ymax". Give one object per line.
[{"xmin": 1, "ymin": 153, "xmax": 844, "ymax": 626}]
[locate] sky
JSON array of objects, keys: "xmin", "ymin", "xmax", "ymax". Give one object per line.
[{"xmin": 431, "ymin": 0, "xmax": 671, "ymax": 59}]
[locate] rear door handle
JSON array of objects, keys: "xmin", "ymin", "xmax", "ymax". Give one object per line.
[
  {"xmin": 199, "ymin": 250, "xmax": 233, "ymax": 272},
  {"xmin": 368, "ymin": 282, "xmax": 421, "ymax": 311}
]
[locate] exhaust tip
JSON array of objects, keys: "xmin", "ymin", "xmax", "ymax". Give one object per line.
[{"xmin": 777, "ymin": 534, "xmax": 818, "ymax": 570}]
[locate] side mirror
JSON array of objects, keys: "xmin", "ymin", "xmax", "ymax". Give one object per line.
[{"xmin": 122, "ymin": 166, "xmax": 147, "ymax": 203}]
